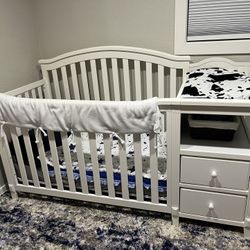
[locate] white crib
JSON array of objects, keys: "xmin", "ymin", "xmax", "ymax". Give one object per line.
[{"xmin": 1, "ymin": 46, "xmax": 250, "ymax": 237}]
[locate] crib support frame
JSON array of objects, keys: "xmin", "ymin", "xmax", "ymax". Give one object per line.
[
  {"xmin": 2, "ymin": 78, "xmax": 172, "ymax": 217},
  {"xmin": 0, "ymin": 136, "xmax": 18, "ymax": 199},
  {"xmin": 3, "ymin": 46, "xmax": 250, "ymax": 238}
]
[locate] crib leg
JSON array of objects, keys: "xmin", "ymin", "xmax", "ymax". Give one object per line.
[
  {"xmin": 172, "ymin": 215, "xmax": 179, "ymax": 226},
  {"xmin": 0, "ymin": 137, "xmax": 18, "ymax": 200},
  {"xmin": 171, "ymin": 206, "xmax": 179, "ymax": 226},
  {"xmin": 244, "ymin": 218, "xmax": 250, "ymax": 239},
  {"xmin": 10, "ymin": 191, "xmax": 18, "ymax": 200},
  {"xmin": 9, "ymin": 184, "xmax": 18, "ymax": 199},
  {"xmin": 244, "ymin": 227, "xmax": 250, "ymax": 239}
]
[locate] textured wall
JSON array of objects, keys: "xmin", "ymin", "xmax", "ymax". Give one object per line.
[
  {"xmin": 0, "ymin": 0, "xmax": 40, "ymax": 92},
  {"xmin": 34, "ymin": 0, "xmax": 175, "ymax": 59},
  {"xmin": 0, "ymin": 0, "xmax": 249, "ymax": 92}
]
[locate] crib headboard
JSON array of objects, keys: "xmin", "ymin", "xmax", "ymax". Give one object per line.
[{"xmin": 39, "ymin": 46, "xmax": 190, "ymax": 100}]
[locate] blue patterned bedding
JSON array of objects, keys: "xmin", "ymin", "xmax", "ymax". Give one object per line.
[
  {"xmin": 48, "ymin": 165, "xmax": 167, "ymax": 193},
  {"xmin": 44, "ymin": 132, "xmax": 168, "ymax": 193}
]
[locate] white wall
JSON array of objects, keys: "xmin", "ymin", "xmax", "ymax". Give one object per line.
[
  {"xmin": 0, "ymin": 0, "xmax": 249, "ymax": 92},
  {"xmin": 34, "ymin": 0, "xmax": 250, "ymax": 62},
  {"xmin": 34, "ymin": 0, "xmax": 175, "ymax": 59},
  {"xmin": 0, "ymin": 0, "xmax": 39, "ymax": 92},
  {"xmin": 0, "ymin": 0, "xmax": 41, "ymax": 188}
]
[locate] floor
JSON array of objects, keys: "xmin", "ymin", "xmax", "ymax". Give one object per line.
[{"xmin": 0, "ymin": 193, "xmax": 249, "ymax": 250}]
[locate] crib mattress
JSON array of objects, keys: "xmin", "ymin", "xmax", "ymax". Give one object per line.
[
  {"xmin": 180, "ymin": 68, "xmax": 250, "ymax": 99},
  {"xmin": 42, "ymin": 132, "xmax": 167, "ymax": 192}
]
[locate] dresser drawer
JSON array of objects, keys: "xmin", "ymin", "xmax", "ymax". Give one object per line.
[
  {"xmin": 181, "ymin": 156, "xmax": 250, "ymax": 190},
  {"xmin": 180, "ymin": 189, "xmax": 246, "ymax": 222}
]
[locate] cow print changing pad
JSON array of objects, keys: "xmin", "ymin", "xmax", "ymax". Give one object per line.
[{"xmin": 181, "ymin": 68, "xmax": 250, "ymax": 99}]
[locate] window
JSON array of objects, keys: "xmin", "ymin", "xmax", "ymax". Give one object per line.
[{"xmin": 175, "ymin": 0, "xmax": 250, "ymax": 55}]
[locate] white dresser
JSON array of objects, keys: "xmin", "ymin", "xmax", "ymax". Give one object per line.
[{"xmin": 178, "ymin": 128, "xmax": 250, "ymax": 237}]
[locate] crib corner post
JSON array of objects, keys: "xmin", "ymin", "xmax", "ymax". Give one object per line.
[
  {"xmin": 171, "ymin": 206, "xmax": 179, "ymax": 226},
  {"xmin": 244, "ymin": 177, "xmax": 250, "ymax": 238},
  {"xmin": 244, "ymin": 218, "xmax": 250, "ymax": 238},
  {"xmin": 8, "ymin": 184, "xmax": 18, "ymax": 200},
  {"xmin": 169, "ymin": 110, "xmax": 181, "ymax": 227},
  {"xmin": 0, "ymin": 136, "xmax": 18, "ymax": 200}
]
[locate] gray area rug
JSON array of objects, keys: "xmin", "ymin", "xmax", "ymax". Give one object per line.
[{"xmin": 0, "ymin": 193, "xmax": 249, "ymax": 249}]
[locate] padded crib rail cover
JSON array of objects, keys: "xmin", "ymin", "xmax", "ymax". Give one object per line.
[{"xmin": 0, "ymin": 94, "xmax": 161, "ymax": 134}]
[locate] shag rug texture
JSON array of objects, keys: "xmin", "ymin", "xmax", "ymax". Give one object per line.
[{"xmin": 0, "ymin": 193, "xmax": 249, "ymax": 250}]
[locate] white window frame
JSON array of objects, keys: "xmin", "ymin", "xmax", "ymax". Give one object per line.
[{"xmin": 175, "ymin": 0, "xmax": 250, "ymax": 55}]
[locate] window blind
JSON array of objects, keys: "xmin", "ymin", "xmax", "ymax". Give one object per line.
[{"xmin": 187, "ymin": 0, "xmax": 250, "ymax": 41}]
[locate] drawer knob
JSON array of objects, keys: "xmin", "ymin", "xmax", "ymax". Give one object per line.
[
  {"xmin": 211, "ymin": 170, "xmax": 217, "ymax": 177},
  {"xmin": 208, "ymin": 203, "xmax": 214, "ymax": 209}
]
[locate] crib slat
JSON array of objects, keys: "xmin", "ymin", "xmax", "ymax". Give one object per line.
[
  {"xmin": 170, "ymin": 68, "xmax": 177, "ymax": 97},
  {"xmin": 112, "ymin": 59, "xmax": 120, "ymax": 101},
  {"xmin": 158, "ymin": 65, "xmax": 164, "ymax": 98},
  {"xmin": 31, "ymin": 89, "xmax": 36, "ymax": 98},
  {"xmin": 80, "ymin": 61, "xmax": 90, "ymax": 100},
  {"xmin": 90, "ymin": 60, "xmax": 100, "ymax": 100},
  {"xmin": 61, "ymin": 131, "xmax": 76, "ymax": 192},
  {"xmin": 89, "ymin": 133, "xmax": 102, "ymax": 195},
  {"xmin": 24, "ymin": 92, "xmax": 30, "ymax": 98},
  {"xmin": 103, "ymin": 134, "xmax": 115, "ymax": 197},
  {"xmin": 119, "ymin": 134, "xmax": 129, "ymax": 199},
  {"xmin": 149, "ymin": 132, "xmax": 159, "ymax": 203},
  {"xmin": 146, "ymin": 62, "xmax": 153, "ymax": 98},
  {"xmin": 37, "ymin": 131, "xmax": 52, "ymax": 188},
  {"xmin": 22, "ymin": 128, "xmax": 40, "ymax": 187},
  {"xmin": 10, "ymin": 126, "xmax": 29, "ymax": 186},
  {"xmin": 70, "ymin": 64, "xmax": 80, "ymax": 100},
  {"xmin": 61, "ymin": 66, "xmax": 71, "ymax": 99},
  {"xmin": 182, "ymin": 68, "xmax": 187, "ymax": 81},
  {"xmin": 74, "ymin": 131, "xmax": 89, "ymax": 194},
  {"xmin": 47, "ymin": 131, "xmax": 64, "ymax": 191},
  {"xmin": 52, "ymin": 69, "xmax": 61, "ymax": 99},
  {"xmin": 134, "ymin": 133, "xmax": 143, "ymax": 201},
  {"xmin": 122, "ymin": 59, "xmax": 131, "ymax": 100},
  {"xmin": 37, "ymin": 87, "xmax": 43, "ymax": 99},
  {"xmin": 134, "ymin": 61, "xmax": 142, "ymax": 100},
  {"xmin": 41, "ymin": 69, "xmax": 51, "ymax": 98},
  {"xmin": 101, "ymin": 59, "xmax": 110, "ymax": 100}
]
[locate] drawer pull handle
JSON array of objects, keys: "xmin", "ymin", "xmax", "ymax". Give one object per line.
[
  {"xmin": 211, "ymin": 170, "xmax": 217, "ymax": 178},
  {"xmin": 208, "ymin": 203, "xmax": 214, "ymax": 209}
]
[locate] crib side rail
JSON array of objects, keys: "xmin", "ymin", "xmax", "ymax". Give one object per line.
[
  {"xmin": 5, "ymin": 80, "xmax": 48, "ymax": 98},
  {"xmin": 2, "ymin": 108, "xmax": 171, "ymax": 213},
  {"xmin": 39, "ymin": 46, "xmax": 191, "ymax": 100}
]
